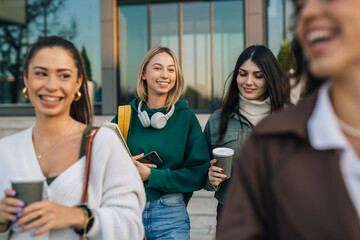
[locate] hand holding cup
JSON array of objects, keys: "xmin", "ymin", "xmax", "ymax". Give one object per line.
[
  {"xmin": 0, "ymin": 177, "xmax": 43, "ymax": 233},
  {"xmin": 11, "ymin": 178, "xmax": 44, "ymax": 207},
  {"xmin": 208, "ymin": 159, "xmax": 227, "ymax": 187},
  {"xmin": 212, "ymin": 147, "xmax": 234, "ymax": 179},
  {"xmin": 0, "ymin": 189, "xmax": 24, "ymax": 230}
]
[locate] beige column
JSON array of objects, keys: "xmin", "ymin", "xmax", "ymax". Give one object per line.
[
  {"xmin": 100, "ymin": 0, "xmax": 119, "ymax": 115},
  {"xmin": 245, "ymin": 0, "xmax": 265, "ymax": 47}
]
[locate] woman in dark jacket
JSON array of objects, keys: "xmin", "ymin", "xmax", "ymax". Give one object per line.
[{"xmin": 203, "ymin": 45, "xmax": 290, "ymax": 226}]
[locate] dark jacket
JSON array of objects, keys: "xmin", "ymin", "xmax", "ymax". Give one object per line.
[
  {"xmin": 203, "ymin": 108, "xmax": 252, "ymax": 204},
  {"xmin": 217, "ymin": 90, "xmax": 360, "ymax": 240}
]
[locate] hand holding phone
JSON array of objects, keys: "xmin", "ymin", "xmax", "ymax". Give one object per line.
[{"xmin": 137, "ymin": 151, "xmax": 163, "ymax": 167}]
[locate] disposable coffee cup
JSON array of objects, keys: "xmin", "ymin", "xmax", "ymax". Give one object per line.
[
  {"xmin": 11, "ymin": 178, "xmax": 44, "ymax": 206},
  {"xmin": 212, "ymin": 147, "xmax": 234, "ymax": 179}
]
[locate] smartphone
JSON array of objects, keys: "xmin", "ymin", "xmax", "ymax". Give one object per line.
[{"xmin": 138, "ymin": 151, "xmax": 163, "ymax": 167}]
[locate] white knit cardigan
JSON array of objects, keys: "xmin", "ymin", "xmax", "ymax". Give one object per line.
[{"xmin": 0, "ymin": 126, "xmax": 145, "ymax": 240}]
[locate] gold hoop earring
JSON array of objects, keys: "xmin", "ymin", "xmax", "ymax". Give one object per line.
[
  {"xmin": 22, "ymin": 87, "xmax": 29, "ymax": 98},
  {"xmin": 74, "ymin": 91, "xmax": 81, "ymax": 101}
]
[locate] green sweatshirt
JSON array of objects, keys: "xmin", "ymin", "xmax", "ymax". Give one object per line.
[{"xmin": 112, "ymin": 98, "xmax": 210, "ymax": 204}]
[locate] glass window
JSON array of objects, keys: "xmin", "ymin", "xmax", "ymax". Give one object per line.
[
  {"xmin": 182, "ymin": 2, "xmax": 211, "ymax": 110},
  {"xmin": 68, "ymin": 0, "xmax": 102, "ymax": 103},
  {"xmin": 267, "ymin": 0, "xmax": 285, "ymax": 56},
  {"xmin": 0, "ymin": 0, "xmax": 101, "ymax": 104},
  {"xmin": 119, "ymin": 5, "xmax": 148, "ymax": 104},
  {"xmin": 285, "ymin": 0, "xmax": 295, "ymax": 40},
  {"xmin": 150, "ymin": 3, "xmax": 179, "ymax": 58},
  {"xmin": 117, "ymin": 0, "xmax": 245, "ymax": 112},
  {"xmin": 213, "ymin": 0, "xmax": 244, "ymax": 107}
]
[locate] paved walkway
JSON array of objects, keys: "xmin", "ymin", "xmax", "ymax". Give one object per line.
[{"xmin": 188, "ymin": 190, "xmax": 217, "ymax": 240}]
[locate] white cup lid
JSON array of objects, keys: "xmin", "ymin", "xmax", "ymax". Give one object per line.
[
  {"xmin": 11, "ymin": 178, "xmax": 44, "ymax": 183},
  {"xmin": 212, "ymin": 147, "xmax": 234, "ymax": 157}
]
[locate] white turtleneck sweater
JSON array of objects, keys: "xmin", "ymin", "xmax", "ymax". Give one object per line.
[{"xmin": 239, "ymin": 93, "xmax": 271, "ymax": 126}]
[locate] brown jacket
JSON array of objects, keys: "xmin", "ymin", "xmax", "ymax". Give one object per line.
[{"xmin": 217, "ymin": 90, "xmax": 360, "ymax": 240}]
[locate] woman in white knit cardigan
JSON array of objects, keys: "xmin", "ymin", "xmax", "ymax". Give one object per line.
[{"xmin": 0, "ymin": 36, "xmax": 145, "ymax": 240}]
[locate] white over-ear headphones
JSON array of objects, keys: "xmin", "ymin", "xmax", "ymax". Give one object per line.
[{"xmin": 137, "ymin": 101, "xmax": 175, "ymax": 129}]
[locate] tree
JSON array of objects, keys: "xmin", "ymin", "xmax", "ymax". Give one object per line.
[
  {"xmin": 81, "ymin": 46, "xmax": 92, "ymax": 80},
  {"xmin": 0, "ymin": 0, "xmax": 77, "ymax": 103},
  {"xmin": 277, "ymin": 39, "xmax": 295, "ymax": 73}
]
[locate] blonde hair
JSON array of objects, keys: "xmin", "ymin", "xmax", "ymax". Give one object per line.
[{"xmin": 136, "ymin": 46, "xmax": 184, "ymax": 108}]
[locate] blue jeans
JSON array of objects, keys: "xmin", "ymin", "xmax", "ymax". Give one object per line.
[{"xmin": 143, "ymin": 193, "xmax": 190, "ymax": 240}]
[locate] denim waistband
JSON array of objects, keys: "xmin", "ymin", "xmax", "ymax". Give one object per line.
[{"xmin": 145, "ymin": 193, "xmax": 183, "ymax": 207}]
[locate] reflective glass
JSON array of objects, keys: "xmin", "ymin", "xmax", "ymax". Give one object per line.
[
  {"xmin": 119, "ymin": 5, "xmax": 148, "ymax": 103},
  {"xmin": 150, "ymin": 3, "xmax": 179, "ymax": 58},
  {"xmin": 285, "ymin": 0, "xmax": 295, "ymax": 40},
  {"xmin": 213, "ymin": 0, "xmax": 244, "ymax": 107},
  {"xmin": 0, "ymin": 0, "xmax": 101, "ymax": 104},
  {"xmin": 182, "ymin": 2, "xmax": 211, "ymax": 110},
  {"xmin": 117, "ymin": 1, "xmax": 245, "ymax": 112},
  {"xmin": 267, "ymin": 0, "xmax": 285, "ymax": 56}
]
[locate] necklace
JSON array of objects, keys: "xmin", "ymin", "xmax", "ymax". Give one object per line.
[
  {"xmin": 336, "ymin": 116, "xmax": 360, "ymax": 139},
  {"xmin": 33, "ymin": 121, "xmax": 75, "ymax": 160}
]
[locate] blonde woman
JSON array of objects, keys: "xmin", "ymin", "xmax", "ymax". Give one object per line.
[{"xmin": 112, "ymin": 46, "xmax": 210, "ymax": 239}]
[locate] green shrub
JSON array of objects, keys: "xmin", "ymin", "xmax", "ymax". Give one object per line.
[{"xmin": 277, "ymin": 39, "xmax": 294, "ymax": 72}]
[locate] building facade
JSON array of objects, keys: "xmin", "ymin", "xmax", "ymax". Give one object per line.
[{"xmin": 0, "ymin": 0, "xmax": 293, "ymax": 116}]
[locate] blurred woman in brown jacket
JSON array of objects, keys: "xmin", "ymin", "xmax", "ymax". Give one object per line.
[{"xmin": 217, "ymin": 0, "xmax": 360, "ymax": 239}]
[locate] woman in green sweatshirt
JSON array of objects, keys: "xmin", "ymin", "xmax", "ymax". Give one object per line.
[{"xmin": 112, "ymin": 46, "xmax": 210, "ymax": 239}]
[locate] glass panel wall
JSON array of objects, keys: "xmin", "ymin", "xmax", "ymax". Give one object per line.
[
  {"xmin": 213, "ymin": 0, "xmax": 244, "ymax": 107},
  {"xmin": 119, "ymin": 5, "xmax": 148, "ymax": 103},
  {"xmin": 117, "ymin": 0, "xmax": 245, "ymax": 112},
  {"xmin": 0, "ymin": 0, "xmax": 101, "ymax": 105},
  {"xmin": 150, "ymin": 3, "xmax": 179, "ymax": 58},
  {"xmin": 267, "ymin": 0, "xmax": 285, "ymax": 56},
  {"xmin": 182, "ymin": 2, "xmax": 211, "ymax": 110},
  {"xmin": 285, "ymin": 0, "xmax": 295, "ymax": 40}
]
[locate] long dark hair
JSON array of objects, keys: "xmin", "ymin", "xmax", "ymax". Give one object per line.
[
  {"xmin": 24, "ymin": 36, "xmax": 92, "ymax": 124},
  {"xmin": 217, "ymin": 45, "xmax": 291, "ymax": 143}
]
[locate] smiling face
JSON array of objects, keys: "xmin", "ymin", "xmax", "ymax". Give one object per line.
[
  {"xmin": 295, "ymin": 0, "xmax": 360, "ymax": 79},
  {"xmin": 237, "ymin": 59, "xmax": 267, "ymax": 101},
  {"xmin": 24, "ymin": 47, "xmax": 82, "ymax": 118},
  {"xmin": 142, "ymin": 52, "xmax": 176, "ymax": 99}
]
